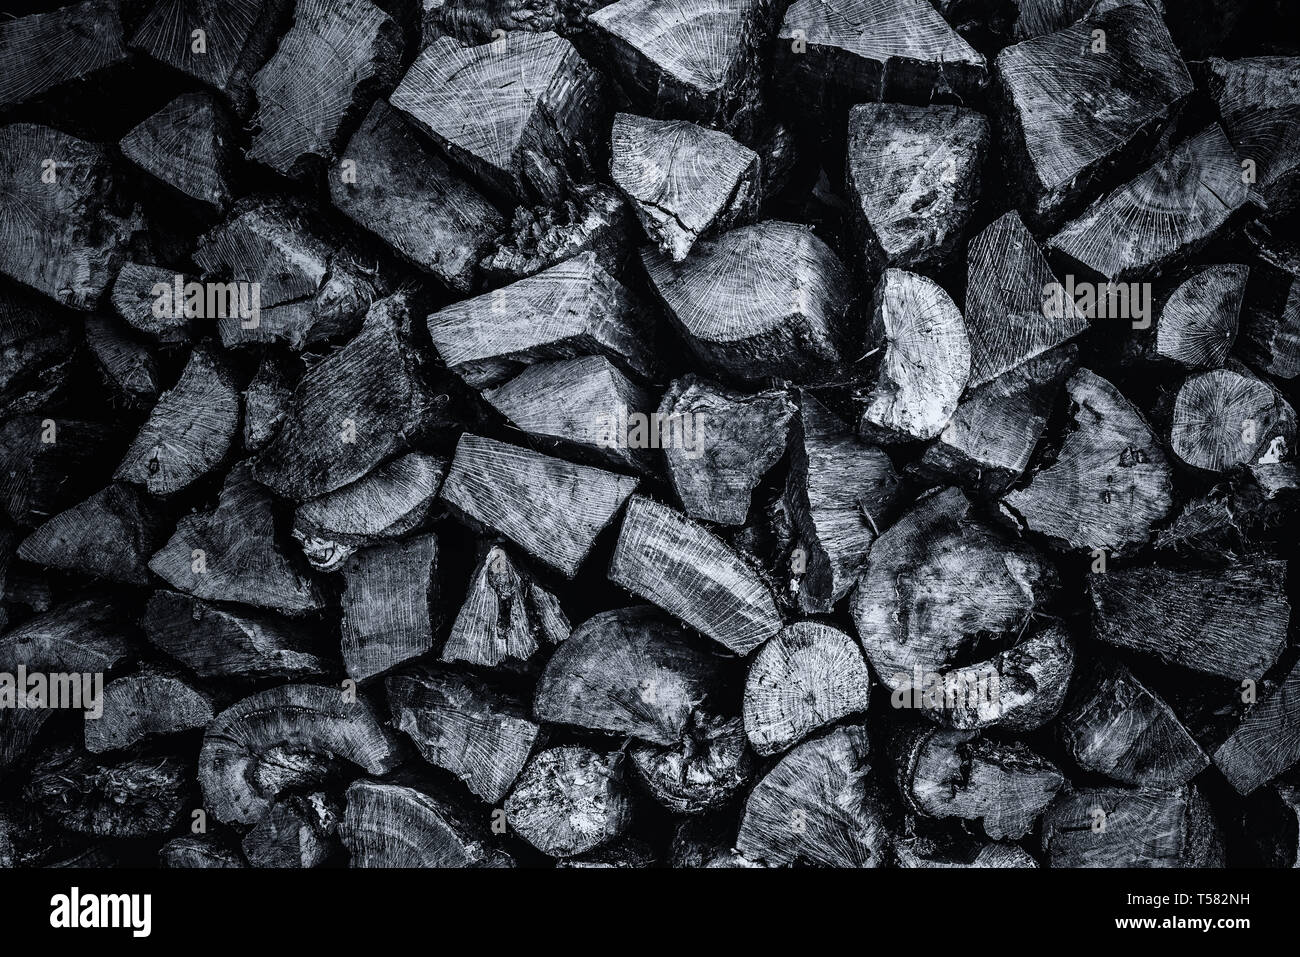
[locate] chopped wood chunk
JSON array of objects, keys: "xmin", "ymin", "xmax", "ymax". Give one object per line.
[
  {"xmin": 481, "ymin": 183, "xmax": 633, "ymax": 283},
  {"xmin": 0, "ymin": 416, "xmax": 124, "ymax": 528},
  {"xmin": 119, "ymin": 91, "xmax": 236, "ymax": 212},
  {"xmin": 18, "ymin": 483, "xmax": 166, "ymax": 585},
  {"xmin": 85, "ymin": 671, "xmax": 215, "ymax": 753},
  {"xmin": 242, "ymin": 353, "xmax": 294, "ymax": 453},
  {"xmin": 504, "ymin": 745, "xmax": 633, "ymax": 858},
  {"xmin": 1169, "ymin": 366, "xmax": 1295, "ymax": 472},
  {"xmin": 109, "ymin": 263, "xmax": 199, "ymax": 345},
  {"xmin": 628, "ymin": 708, "xmax": 754, "ymax": 814},
  {"xmin": 160, "ymin": 835, "xmax": 246, "ymax": 868},
  {"xmin": 1157, "ymin": 264, "xmax": 1247, "ymax": 368},
  {"xmin": 341, "ymin": 777, "xmax": 502, "ymax": 867},
  {"xmin": 339, "ymin": 533, "xmax": 440, "ymax": 682},
  {"xmin": 1205, "ymin": 56, "xmax": 1300, "ymax": 218},
  {"xmin": 1215, "ymin": 656, "xmax": 1300, "ymax": 794},
  {"xmin": 25, "ymin": 746, "xmax": 191, "ymax": 839},
  {"xmin": 242, "ymin": 792, "xmax": 339, "ymax": 867},
  {"xmin": 85, "ymin": 316, "xmax": 160, "ymax": 410},
  {"xmin": 0, "ymin": 1, "xmax": 128, "ymax": 109},
  {"xmin": 1042, "ymin": 783, "xmax": 1224, "ymax": 867}
]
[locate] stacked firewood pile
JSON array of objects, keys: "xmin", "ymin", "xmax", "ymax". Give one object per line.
[{"xmin": 0, "ymin": 0, "xmax": 1298, "ymax": 869}]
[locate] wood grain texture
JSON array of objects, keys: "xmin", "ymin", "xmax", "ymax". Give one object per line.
[
  {"xmin": 119, "ymin": 91, "xmax": 236, "ymax": 212},
  {"xmin": 85, "ymin": 671, "xmax": 215, "ymax": 753},
  {"xmin": 504, "ymin": 745, "xmax": 633, "ymax": 857},
  {"xmin": 339, "ymin": 533, "xmax": 440, "ymax": 682},
  {"xmin": 1169, "ymin": 366, "xmax": 1295, "ymax": 472},
  {"xmin": 1157, "ymin": 264, "xmax": 1246, "ymax": 368},
  {"xmin": 18, "ymin": 483, "xmax": 166, "ymax": 585},
  {"xmin": 1041, "ymin": 783, "xmax": 1224, "ymax": 867},
  {"xmin": 0, "ymin": 0, "xmax": 127, "ymax": 109},
  {"xmin": 341, "ymin": 777, "xmax": 504, "ymax": 867}
]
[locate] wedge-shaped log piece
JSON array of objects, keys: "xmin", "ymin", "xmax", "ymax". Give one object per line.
[
  {"xmin": 1048, "ymin": 125, "xmax": 1248, "ymax": 280},
  {"xmin": 110, "ymin": 263, "xmax": 198, "ymax": 345},
  {"xmin": 130, "ymin": 0, "xmax": 291, "ymax": 112},
  {"xmin": 482, "ymin": 183, "xmax": 633, "ymax": 283},
  {"xmin": 160, "ymin": 835, "xmax": 246, "ymax": 868},
  {"xmin": 1091, "ymin": 556, "xmax": 1289, "ymax": 681},
  {"xmin": 85, "ymin": 671, "xmax": 215, "ymax": 753},
  {"xmin": 484, "ymin": 356, "xmax": 657, "ymax": 473},
  {"xmin": 119, "ymin": 91, "xmax": 236, "ymax": 212},
  {"xmin": 0, "ymin": 290, "xmax": 78, "ymax": 417},
  {"xmin": 776, "ymin": 0, "xmax": 987, "ymax": 105},
  {"xmin": 149, "ymin": 463, "xmax": 327, "ymax": 615},
  {"xmin": 255, "ymin": 293, "xmax": 448, "ymax": 500},
  {"xmin": 1002, "ymin": 368, "xmax": 1173, "ymax": 553},
  {"xmin": 610, "ymin": 113, "xmax": 758, "ymax": 261},
  {"xmin": 1010, "ymin": 0, "xmax": 1092, "ymax": 39},
  {"xmin": 965, "ymin": 211, "xmax": 1087, "ymax": 388},
  {"xmin": 847, "ymin": 103, "xmax": 987, "ymax": 272},
  {"xmin": 609, "ymin": 495, "xmax": 780, "ymax": 654},
  {"xmin": 391, "ymin": 32, "xmax": 605, "ymax": 201},
  {"xmin": 193, "ymin": 198, "xmax": 377, "ymax": 349},
  {"xmin": 1157, "ymin": 264, "xmax": 1246, "ymax": 368},
  {"xmin": 243, "ymin": 353, "xmax": 293, "ymax": 452},
  {"xmin": 143, "ymin": 590, "xmax": 329, "ymax": 679},
  {"xmin": 114, "ymin": 345, "xmax": 240, "ymax": 495},
  {"xmin": 387, "ymin": 665, "xmax": 541, "ymax": 803},
  {"xmin": 505, "ymin": 745, "xmax": 633, "ymax": 858},
  {"xmin": 891, "ymin": 726, "xmax": 1063, "ymax": 840},
  {"xmin": 0, "ymin": 124, "xmax": 139, "ymax": 310},
  {"xmin": 247, "ymin": 0, "xmax": 401, "ymax": 177},
  {"xmin": 428, "ymin": 252, "xmax": 655, "ymax": 390},
  {"xmin": 852, "ymin": 487, "xmax": 1057, "ymax": 694},
  {"xmin": 242, "ymin": 793, "xmax": 338, "ymax": 868},
  {"xmin": 18, "ymin": 484, "xmax": 166, "ymax": 585},
  {"xmin": 441, "ymin": 544, "xmax": 570, "ymax": 668},
  {"xmin": 332, "ymin": 101, "xmax": 504, "ymax": 292},
  {"xmin": 1042, "ymin": 784, "xmax": 1223, "ymax": 867},
  {"xmin": 642, "ymin": 221, "xmax": 852, "ymax": 383},
  {"xmin": 744, "ymin": 621, "xmax": 872, "ymax": 756},
  {"xmin": 442, "ymin": 434, "xmax": 638, "ymax": 578},
  {"xmin": 339, "ymin": 533, "xmax": 439, "ymax": 682},
  {"xmin": 0, "ymin": 1, "xmax": 128, "ymax": 109},
  {"xmin": 25, "ymin": 746, "xmax": 190, "ymax": 839},
  {"xmin": 736, "ymin": 724, "xmax": 887, "ymax": 867},
  {"xmin": 293, "ymin": 453, "xmax": 445, "ymax": 572},
  {"xmin": 995, "ymin": 3, "xmax": 1191, "ymax": 226},
  {"xmin": 85, "ymin": 316, "xmax": 160, "ymax": 410},
  {"xmin": 658, "ymin": 376, "xmax": 795, "ymax": 525},
  {"xmin": 855, "ymin": 269, "xmax": 970, "ymax": 444},
  {"xmin": 535, "ymin": 606, "xmax": 724, "ymax": 744},
  {"xmin": 785, "ymin": 395, "xmax": 901, "ymax": 613},
  {"xmin": 1060, "ymin": 660, "xmax": 1208, "ymax": 787},
  {"xmin": 1215, "ymin": 657, "xmax": 1300, "ymax": 795},
  {"xmin": 919, "ymin": 345, "xmax": 1077, "ymax": 497},
  {"xmin": 200, "ymin": 684, "xmax": 404, "ymax": 825},
  {"xmin": 0, "ymin": 417, "xmax": 123, "ymax": 527},
  {"xmin": 628, "ymin": 708, "xmax": 754, "ymax": 814},
  {"xmin": 1206, "ymin": 57, "xmax": 1300, "ymax": 218},
  {"xmin": 1170, "ymin": 367, "xmax": 1296, "ymax": 472},
  {"xmin": 342, "ymin": 778, "xmax": 501, "ymax": 867}
]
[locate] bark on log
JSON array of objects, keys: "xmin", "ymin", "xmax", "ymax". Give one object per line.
[
  {"xmin": 84, "ymin": 670, "xmax": 216, "ymax": 753},
  {"xmin": 242, "ymin": 793, "xmax": 339, "ymax": 867},
  {"xmin": 84, "ymin": 316, "xmax": 160, "ymax": 411},
  {"xmin": 0, "ymin": 290, "xmax": 78, "ymax": 418},
  {"xmin": 109, "ymin": 263, "xmax": 199, "ymax": 345},
  {"xmin": 17, "ymin": 483, "xmax": 166, "ymax": 585},
  {"xmin": 242, "ymin": 353, "xmax": 294, "ymax": 453},
  {"xmin": 0, "ymin": 1, "xmax": 128, "ymax": 110},
  {"xmin": 1214, "ymin": 656, "xmax": 1300, "ymax": 795},
  {"xmin": 159, "ymin": 835, "xmax": 246, "ymax": 868},
  {"xmin": 25, "ymin": 746, "xmax": 192, "ymax": 839},
  {"xmin": 895, "ymin": 835, "xmax": 1038, "ymax": 868},
  {"xmin": 504, "ymin": 745, "xmax": 633, "ymax": 857},
  {"xmin": 341, "ymin": 777, "xmax": 503, "ymax": 867},
  {"xmin": 1169, "ymin": 366, "xmax": 1295, "ymax": 472},
  {"xmin": 419, "ymin": 0, "xmax": 613, "ymax": 46},
  {"xmin": 628, "ymin": 708, "xmax": 754, "ymax": 814},
  {"xmin": 1041, "ymin": 783, "xmax": 1224, "ymax": 867},
  {"xmin": 481, "ymin": 183, "xmax": 633, "ymax": 284},
  {"xmin": 0, "ymin": 416, "xmax": 124, "ymax": 528},
  {"xmin": 1156, "ymin": 264, "xmax": 1247, "ymax": 368},
  {"xmin": 339, "ymin": 532, "xmax": 440, "ymax": 681},
  {"xmin": 1205, "ymin": 56, "xmax": 1300, "ymax": 219},
  {"xmin": 119, "ymin": 91, "xmax": 236, "ymax": 213}
]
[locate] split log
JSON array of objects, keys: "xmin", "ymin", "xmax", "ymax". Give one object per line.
[
  {"xmin": 846, "ymin": 103, "xmax": 988, "ymax": 272},
  {"xmin": 1155, "ymin": 463, "xmax": 1300, "ymax": 553},
  {"xmin": 17, "ymin": 483, "xmax": 167, "ymax": 585},
  {"xmin": 775, "ymin": 0, "xmax": 988, "ymax": 106},
  {"xmin": 656, "ymin": 376, "xmax": 795, "ymax": 525},
  {"xmin": 148, "ymin": 462, "xmax": 328, "ymax": 615},
  {"xmin": 735, "ymin": 723, "xmax": 888, "ymax": 867},
  {"xmin": 339, "ymin": 533, "xmax": 440, "ymax": 682},
  {"xmin": 0, "ymin": 291, "xmax": 78, "ymax": 418},
  {"xmin": 1156, "ymin": 264, "xmax": 1247, "ymax": 368},
  {"xmin": 386, "ymin": 665, "xmax": 541, "ymax": 803},
  {"xmin": 25, "ymin": 746, "xmax": 191, "ymax": 839},
  {"xmin": 1047, "ymin": 124, "xmax": 1249, "ymax": 280},
  {"xmin": 642, "ymin": 221, "xmax": 853, "ymax": 383},
  {"xmin": 1169, "ymin": 367, "xmax": 1295, "ymax": 472},
  {"xmin": 1001, "ymin": 368, "xmax": 1174, "ymax": 553},
  {"xmin": 0, "ymin": 416, "xmax": 123, "ymax": 527},
  {"xmin": 160, "ymin": 835, "xmax": 246, "ymax": 868},
  {"xmin": 609, "ymin": 113, "xmax": 759, "ymax": 261},
  {"xmin": 441, "ymin": 543, "xmax": 570, "ymax": 669},
  {"xmin": 84, "ymin": 316, "xmax": 160, "ymax": 410},
  {"xmin": 784, "ymin": 394, "xmax": 901, "ymax": 613},
  {"xmin": 994, "ymin": 3, "xmax": 1191, "ymax": 226},
  {"xmin": 247, "ymin": 0, "xmax": 402, "ymax": 178},
  {"xmin": 481, "ymin": 183, "xmax": 634, "ymax": 284},
  {"xmin": 534, "ymin": 606, "xmax": 725, "ymax": 744},
  {"xmin": 341, "ymin": 777, "xmax": 502, "ymax": 867},
  {"xmin": 890, "ymin": 726, "xmax": 1063, "ymax": 840},
  {"xmin": 242, "ymin": 353, "xmax": 294, "ymax": 453},
  {"xmin": 0, "ymin": 1, "xmax": 128, "ymax": 109},
  {"xmin": 114, "ymin": 345, "xmax": 241, "ymax": 495},
  {"xmin": 0, "ymin": 124, "xmax": 140, "ymax": 310},
  {"xmin": 441, "ymin": 433, "xmax": 639, "ymax": 578},
  {"xmin": 917, "ymin": 344, "xmax": 1078, "ymax": 497},
  {"xmin": 193, "ymin": 197, "xmax": 377, "ymax": 350},
  {"xmin": 142, "ymin": 590, "xmax": 330, "ymax": 680},
  {"xmin": 199, "ymin": 683, "xmax": 405, "ymax": 826},
  {"xmin": 851, "ymin": 487, "xmax": 1057, "ymax": 696},
  {"xmin": 390, "ymin": 32, "xmax": 606, "ymax": 201},
  {"xmin": 609, "ymin": 495, "xmax": 781, "ymax": 655},
  {"xmin": 1041, "ymin": 784, "xmax": 1224, "ymax": 867},
  {"xmin": 254, "ymin": 293, "xmax": 450, "ymax": 500},
  {"xmin": 854, "ymin": 268, "xmax": 971, "ymax": 444},
  {"xmin": 331, "ymin": 101, "xmax": 505, "ymax": 293},
  {"xmin": 1214, "ymin": 656, "xmax": 1300, "ymax": 794},
  {"xmin": 1059, "ymin": 659, "xmax": 1209, "ymax": 787},
  {"xmin": 427, "ymin": 252, "xmax": 656, "ymax": 390},
  {"xmin": 130, "ymin": 0, "xmax": 293, "ymax": 113},
  {"xmin": 628, "ymin": 708, "xmax": 755, "ymax": 814},
  {"xmin": 1090, "ymin": 556, "xmax": 1289, "ymax": 681},
  {"xmin": 293, "ymin": 452, "xmax": 445, "ymax": 572},
  {"xmin": 964, "ymin": 210, "xmax": 1087, "ymax": 388},
  {"xmin": 242, "ymin": 793, "xmax": 339, "ymax": 867},
  {"xmin": 1205, "ymin": 56, "xmax": 1300, "ymax": 219},
  {"xmin": 118, "ymin": 91, "xmax": 236, "ymax": 212},
  {"xmin": 110, "ymin": 263, "xmax": 199, "ymax": 345},
  {"xmin": 504, "ymin": 745, "xmax": 633, "ymax": 858},
  {"xmin": 84, "ymin": 671, "xmax": 215, "ymax": 753},
  {"xmin": 483, "ymin": 355, "xmax": 658, "ymax": 473}
]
